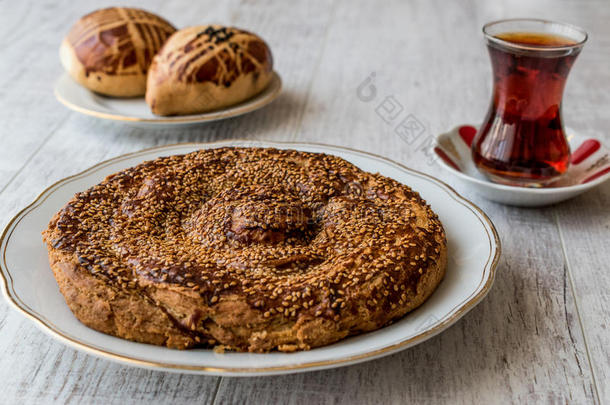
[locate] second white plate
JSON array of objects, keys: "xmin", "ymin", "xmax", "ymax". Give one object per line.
[
  {"xmin": 54, "ymin": 72, "xmax": 282, "ymax": 128},
  {"xmin": 435, "ymin": 125, "xmax": 610, "ymax": 206},
  {"xmin": 0, "ymin": 141, "xmax": 500, "ymax": 376}
]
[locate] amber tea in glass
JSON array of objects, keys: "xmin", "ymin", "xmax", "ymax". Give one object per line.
[{"xmin": 472, "ymin": 19, "xmax": 587, "ymax": 186}]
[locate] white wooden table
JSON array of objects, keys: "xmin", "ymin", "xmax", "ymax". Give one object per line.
[{"xmin": 1, "ymin": 0, "xmax": 608, "ymax": 403}]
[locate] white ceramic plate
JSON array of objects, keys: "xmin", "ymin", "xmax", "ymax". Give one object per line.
[
  {"xmin": 435, "ymin": 125, "xmax": 610, "ymax": 207},
  {"xmin": 54, "ymin": 72, "xmax": 282, "ymax": 128},
  {"xmin": 0, "ymin": 141, "xmax": 500, "ymax": 376}
]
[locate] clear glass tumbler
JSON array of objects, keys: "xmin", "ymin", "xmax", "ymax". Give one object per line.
[{"xmin": 472, "ymin": 19, "xmax": 587, "ymax": 187}]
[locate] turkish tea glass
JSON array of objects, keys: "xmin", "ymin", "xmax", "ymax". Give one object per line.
[{"xmin": 472, "ymin": 19, "xmax": 587, "ymax": 187}]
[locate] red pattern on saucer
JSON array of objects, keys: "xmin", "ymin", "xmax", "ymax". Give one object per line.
[
  {"xmin": 433, "ymin": 147, "xmax": 460, "ymax": 171},
  {"xmin": 571, "ymin": 139, "xmax": 601, "ymax": 165},
  {"xmin": 458, "ymin": 126, "xmax": 476, "ymax": 147}
]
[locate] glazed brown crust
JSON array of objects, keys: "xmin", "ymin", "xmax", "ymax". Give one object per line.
[
  {"xmin": 43, "ymin": 148, "xmax": 446, "ymax": 352},
  {"xmin": 60, "ymin": 7, "xmax": 176, "ymax": 97},
  {"xmin": 145, "ymin": 25, "xmax": 273, "ymax": 115}
]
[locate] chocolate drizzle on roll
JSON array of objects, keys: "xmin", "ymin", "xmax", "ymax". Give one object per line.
[
  {"xmin": 67, "ymin": 7, "xmax": 175, "ymax": 75},
  {"xmin": 145, "ymin": 25, "xmax": 274, "ymax": 115}
]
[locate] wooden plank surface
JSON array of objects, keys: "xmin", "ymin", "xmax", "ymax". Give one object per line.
[{"xmin": 0, "ymin": 0, "xmax": 608, "ymax": 403}]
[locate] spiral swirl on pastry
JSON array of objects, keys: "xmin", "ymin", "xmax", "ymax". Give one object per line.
[{"xmin": 43, "ymin": 148, "xmax": 446, "ymax": 352}]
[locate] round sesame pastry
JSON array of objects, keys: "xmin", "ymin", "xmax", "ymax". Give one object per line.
[
  {"xmin": 60, "ymin": 7, "xmax": 176, "ymax": 97},
  {"xmin": 145, "ymin": 25, "xmax": 274, "ymax": 115},
  {"xmin": 42, "ymin": 148, "xmax": 447, "ymax": 352}
]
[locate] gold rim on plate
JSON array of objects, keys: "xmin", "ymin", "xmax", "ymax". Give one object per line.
[
  {"xmin": 0, "ymin": 141, "xmax": 501, "ymax": 374},
  {"xmin": 54, "ymin": 72, "xmax": 282, "ymax": 124}
]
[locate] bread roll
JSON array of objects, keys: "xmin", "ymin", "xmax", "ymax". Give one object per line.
[
  {"xmin": 145, "ymin": 25, "xmax": 273, "ymax": 115},
  {"xmin": 60, "ymin": 7, "xmax": 176, "ymax": 97}
]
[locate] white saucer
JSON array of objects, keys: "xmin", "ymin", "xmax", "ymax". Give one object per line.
[
  {"xmin": 435, "ymin": 125, "xmax": 610, "ymax": 207},
  {"xmin": 54, "ymin": 72, "xmax": 282, "ymax": 128},
  {"xmin": 0, "ymin": 141, "xmax": 499, "ymax": 376}
]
